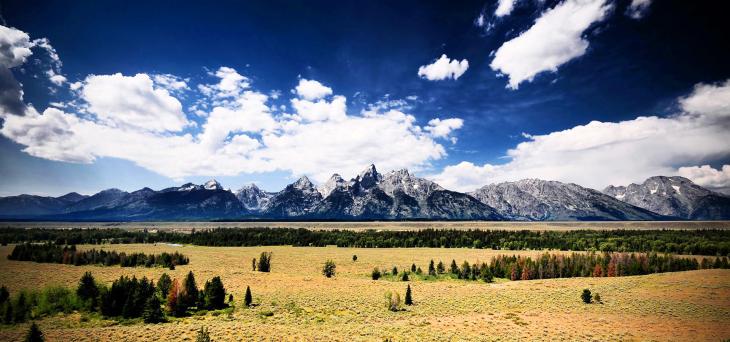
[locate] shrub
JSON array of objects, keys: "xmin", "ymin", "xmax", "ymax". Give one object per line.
[
  {"xmin": 36, "ymin": 286, "xmax": 80, "ymax": 316},
  {"xmin": 371, "ymin": 267, "xmax": 382, "ymax": 280},
  {"xmin": 581, "ymin": 289, "xmax": 592, "ymax": 304},
  {"xmin": 385, "ymin": 291, "xmax": 402, "ymax": 312},
  {"xmin": 401, "ymin": 272, "xmax": 409, "ymax": 281},
  {"xmin": 203, "ymin": 276, "xmax": 226, "ymax": 310},
  {"xmin": 24, "ymin": 322, "xmax": 44, "ymax": 342},
  {"xmin": 322, "ymin": 260, "xmax": 336, "ymax": 278},
  {"xmin": 0, "ymin": 286, "xmax": 8, "ymax": 304},
  {"xmin": 392, "ymin": 266, "xmax": 398, "ymax": 275},
  {"xmin": 411, "ymin": 263, "xmax": 416, "ymax": 273},
  {"xmin": 352, "ymin": 255, "xmax": 358, "ymax": 262},
  {"xmin": 76, "ymin": 272, "xmax": 99, "ymax": 309},
  {"xmin": 143, "ymin": 295, "xmax": 166, "ymax": 323},
  {"xmin": 594, "ymin": 293, "xmax": 602, "ymax": 303},
  {"xmin": 157, "ymin": 273, "xmax": 172, "ymax": 299},
  {"xmin": 404, "ymin": 285, "xmax": 413, "ymax": 306},
  {"xmin": 257, "ymin": 252, "xmax": 272, "ymax": 272},
  {"xmin": 244, "ymin": 286, "xmax": 252, "ymax": 307},
  {"xmin": 251, "ymin": 258, "xmax": 256, "ymax": 271},
  {"xmin": 195, "ymin": 326, "xmax": 211, "ymax": 342}
]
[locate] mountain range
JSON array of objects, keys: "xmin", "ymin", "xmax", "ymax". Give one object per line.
[{"xmin": 1, "ymin": 165, "xmax": 728, "ymax": 221}]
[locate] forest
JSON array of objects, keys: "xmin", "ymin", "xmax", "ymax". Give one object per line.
[{"xmin": 7, "ymin": 243, "xmax": 189, "ymax": 268}]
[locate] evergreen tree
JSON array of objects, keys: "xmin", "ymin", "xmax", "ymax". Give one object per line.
[
  {"xmin": 257, "ymin": 252, "xmax": 272, "ymax": 272},
  {"xmin": 228, "ymin": 294, "xmax": 233, "ymax": 303},
  {"xmin": 385, "ymin": 291, "xmax": 401, "ymax": 312},
  {"xmin": 411, "ymin": 263, "xmax": 416, "ymax": 273},
  {"xmin": 371, "ymin": 267, "xmax": 382, "ymax": 280},
  {"xmin": 392, "ymin": 266, "xmax": 398, "ymax": 275},
  {"xmin": 244, "ymin": 286, "xmax": 252, "ymax": 307},
  {"xmin": 76, "ymin": 272, "xmax": 99, "ymax": 309},
  {"xmin": 14, "ymin": 292, "xmax": 28, "ymax": 323},
  {"xmin": 404, "ymin": 285, "xmax": 413, "ymax": 306},
  {"xmin": 450, "ymin": 260, "xmax": 459, "ymax": 275},
  {"xmin": 196, "ymin": 326, "xmax": 212, "ymax": 342},
  {"xmin": 182, "ymin": 272, "xmax": 199, "ymax": 309},
  {"xmin": 157, "ymin": 273, "xmax": 172, "ymax": 299},
  {"xmin": 401, "ymin": 272, "xmax": 409, "ymax": 281},
  {"xmin": 203, "ymin": 276, "xmax": 226, "ymax": 310},
  {"xmin": 143, "ymin": 295, "xmax": 166, "ymax": 323},
  {"xmin": 167, "ymin": 279, "xmax": 185, "ymax": 317},
  {"xmin": 3, "ymin": 302, "xmax": 13, "ymax": 324},
  {"xmin": 24, "ymin": 322, "xmax": 44, "ymax": 342},
  {"xmin": 352, "ymin": 255, "xmax": 358, "ymax": 262},
  {"xmin": 0, "ymin": 285, "xmax": 8, "ymax": 304},
  {"xmin": 436, "ymin": 261, "xmax": 445, "ymax": 274},
  {"xmin": 322, "ymin": 260, "xmax": 336, "ymax": 278},
  {"xmin": 581, "ymin": 289, "xmax": 592, "ymax": 304},
  {"xmin": 251, "ymin": 258, "xmax": 256, "ymax": 271},
  {"xmin": 460, "ymin": 261, "xmax": 471, "ymax": 279},
  {"xmin": 428, "ymin": 260, "xmax": 436, "ymax": 276},
  {"xmin": 416, "ymin": 267, "xmax": 423, "ymax": 275}
]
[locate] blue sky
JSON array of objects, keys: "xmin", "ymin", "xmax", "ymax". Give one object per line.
[{"xmin": 1, "ymin": 0, "xmax": 729, "ymax": 196}]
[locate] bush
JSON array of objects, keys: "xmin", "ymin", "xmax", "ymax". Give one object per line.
[
  {"xmin": 594, "ymin": 293, "xmax": 602, "ymax": 303},
  {"xmin": 371, "ymin": 267, "xmax": 382, "ymax": 280},
  {"xmin": 257, "ymin": 252, "xmax": 272, "ymax": 272},
  {"xmin": 195, "ymin": 326, "xmax": 211, "ymax": 342},
  {"xmin": 24, "ymin": 322, "xmax": 44, "ymax": 342},
  {"xmin": 36, "ymin": 286, "xmax": 81, "ymax": 316},
  {"xmin": 157, "ymin": 273, "xmax": 172, "ymax": 299},
  {"xmin": 404, "ymin": 285, "xmax": 413, "ymax": 306},
  {"xmin": 0, "ymin": 286, "xmax": 8, "ymax": 304},
  {"xmin": 322, "ymin": 260, "xmax": 336, "ymax": 278},
  {"xmin": 352, "ymin": 255, "xmax": 357, "ymax": 262},
  {"xmin": 401, "ymin": 272, "xmax": 409, "ymax": 281},
  {"xmin": 385, "ymin": 291, "xmax": 402, "ymax": 312},
  {"xmin": 582, "ymin": 289, "xmax": 592, "ymax": 304}
]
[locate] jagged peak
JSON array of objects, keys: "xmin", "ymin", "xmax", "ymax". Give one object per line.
[
  {"xmin": 293, "ymin": 175, "xmax": 315, "ymax": 190},
  {"xmin": 204, "ymin": 179, "xmax": 223, "ymax": 190},
  {"xmin": 238, "ymin": 183, "xmax": 261, "ymax": 191},
  {"xmin": 358, "ymin": 164, "xmax": 379, "ymax": 178}
]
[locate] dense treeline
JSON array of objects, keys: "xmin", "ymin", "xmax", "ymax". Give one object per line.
[
  {"xmin": 7, "ymin": 243, "xmax": 189, "ymax": 268},
  {"xmin": 0, "ymin": 271, "xmax": 229, "ymax": 325},
  {"xmin": 376, "ymin": 252, "xmax": 729, "ymax": 283},
  {"xmin": 1, "ymin": 227, "xmax": 729, "ymax": 255}
]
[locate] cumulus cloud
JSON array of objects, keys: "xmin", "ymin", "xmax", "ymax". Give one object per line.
[
  {"xmin": 81, "ymin": 73, "xmax": 188, "ymax": 133},
  {"xmin": 495, "ymin": 0, "xmax": 517, "ymax": 17},
  {"xmin": 0, "ymin": 25, "xmax": 32, "ymax": 68},
  {"xmin": 677, "ymin": 165, "xmax": 730, "ymax": 193},
  {"xmin": 431, "ymin": 79, "xmax": 730, "ymax": 192},
  {"xmin": 418, "ymin": 54, "xmax": 469, "ymax": 81},
  {"xmin": 0, "ymin": 26, "xmax": 464, "ymax": 183},
  {"xmin": 490, "ymin": 0, "xmax": 612, "ymax": 89},
  {"xmin": 294, "ymin": 79, "xmax": 333, "ymax": 100},
  {"xmin": 626, "ymin": 0, "xmax": 652, "ymax": 19}
]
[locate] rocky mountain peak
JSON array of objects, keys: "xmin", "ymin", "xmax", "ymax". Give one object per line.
[
  {"xmin": 319, "ymin": 173, "xmax": 347, "ymax": 198},
  {"xmin": 292, "ymin": 176, "xmax": 315, "ymax": 191},
  {"xmin": 356, "ymin": 164, "xmax": 381, "ymax": 189},
  {"xmin": 204, "ymin": 179, "xmax": 223, "ymax": 190}
]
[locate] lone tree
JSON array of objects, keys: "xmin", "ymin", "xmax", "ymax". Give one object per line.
[
  {"xmin": 251, "ymin": 258, "xmax": 256, "ymax": 271},
  {"xmin": 143, "ymin": 295, "xmax": 166, "ymax": 323},
  {"xmin": 203, "ymin": 276, "xmax": 226, "ymax": 310},
  {"xmin": 322, "ymin": 260, "xmax": 336, "ymax": 278},
  {"xmin": 157, "ymin": 273, "xmax": 172, "ymax": 299},
  {"xmin": 24, "ymin": 322, "xmax": 44, "ymax": 342},
  {"xmin": 581, "ymin": 289, "xmax": 592, "ymax": 304},
  {"xmin": 411, "ymin": 263, "xmax": 416, "ymax": 273},
  {"xmin": 404, "ymin": 284, "xmax": 413, "ymax": 306},
  {"xmin": 257, "ymin": 252, "xmax": 272, "ymax": 272},
  {"xmin": 371, "ymin": 267, "xmax": 382, "ymax": 280},
  {"xmin": 352, "ymin": 255, "xmax": 358, "ymax": 262},
  {"xmin": 76, "ymin": 272, "xmax": 99, "ymax": 309},
  {"xmin": 244, "ymin": 286, "xmax": 252, "ymax": 307},
  {"xmin": 428, "ymin": 260, "xmax": 436, "ymax": 276},
  {"xmin": 196, "ymin": 326, "xmax": 212, "ymax": 342}
]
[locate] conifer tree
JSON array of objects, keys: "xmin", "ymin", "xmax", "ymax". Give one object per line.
[
  {"xmin": 581, "ymin": 289, "xmax": 592, "ymax": 304},
  {"xmin": 404, "ymin": 285, "xmax": 413, "ymax": 306},
  {"xmin": 24, "ymin": 322, "xmax": 44, "ymax": 342},
  {"xmin": 167, "ymin": 279, "xmax": 185, "ymax": 317},
  {"xmin": 411, "ymin": 263, "xmax": 416, "ymax": 273},
  {"xmin": 401, "ymin": 272, "xmax": 409, "ymax": 281},
  {"xmin": 450, "ymin": 260, "xmax": 459, "ymax": 275},
  {"xmin": 3, "ymin": 302, "xmax": 13, "ymax": 324},
  {"xmin": 392, "ymin": 266, "xmax": 398, "ymax": 275},
  {"xmin": 244, "ymin": 286, "xmax": 252, "ymax": 307},
  {"xmin": 182, "ymin": 271, "xmax": 199, "ymax": 309},
  {"xmin": 257, "ymin": 252, "xmax": 272, "ymax": 272},
  {"xmin": 143, "ymin": 295, "xmax": 166, "ymax": 323},
  {"xmin": 0, "ymin": 286, "xmax": 8, "ymax": 304},
  {"xmin": 428, "ymin": 260, "xmax": 436, "ymax": 276},
  {"xmin": 322, "ymin": 260, "xmax": 336, "ymax": 278},
  {"xmin": 371, "ymin": 267, "xmax": 382, "ymax": 280},
  {"xmin": 252, "ymin": 258, "xmax": 256, "ymax": 271},
  {"xmin": 76, "ymin": 272, "xmax": 99, "ymax": 309},
  {"xmin": 437, "ymin": 261, "xmax": 445, "ymax": 274},
  {"xmin": 352, "ymin": 255, "xmax": 358, "ymax": 262},
  {"xmin": 203, "ymin": 276, "xmax": 226, "ymax": 310},
  {"xmin": 14, "ymin": 292, "xmax": 27, "ymax": 323},
  {"xmin": 157, "ymin": 273, "xmax": 172, "ymax": 299}
]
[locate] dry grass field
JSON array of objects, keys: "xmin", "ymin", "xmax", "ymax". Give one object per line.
[
  {"xmin": 2, "ymin": 220, "xmax": 730, "ymax": 232},
  {"xmin": 0, "ymin": 243, "xmax": 728, "ymax": 341}
]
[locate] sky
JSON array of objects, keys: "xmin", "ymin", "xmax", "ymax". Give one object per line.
[{"xmin": 0, "ymin": 0, "xmax": 729, "ymax": 196}]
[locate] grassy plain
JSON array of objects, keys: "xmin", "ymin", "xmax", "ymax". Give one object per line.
[{"xmin": 0, "ymin": 243, "xmax": 728, "ymax": 341}]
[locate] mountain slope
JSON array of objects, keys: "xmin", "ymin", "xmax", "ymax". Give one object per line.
[
  {"xmin": 234, "ymin": 184, "xmax": 273, "ymax": 212},
  {"xmin": 604, "ymin": 176, "xmax": 730, "ymax": 220},
  {"xmin": 471, "ymin": 179, "xmax": 664, "ymax": 221}
]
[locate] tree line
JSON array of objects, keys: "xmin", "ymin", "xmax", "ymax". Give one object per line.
[
  {"xmin": 0, "ymin": 271, "xmax": 239, "ymax": 326},
  {"xmin": 371, "ymin": 252, "xmax": 729, "ymax": 283},
  {"xmin": 7, "ymin": 243, "xmax": 189, "ymax": 268},
  {"xmin": 1, "ymin": 227, "xmax": 729, "ymax": 255}
]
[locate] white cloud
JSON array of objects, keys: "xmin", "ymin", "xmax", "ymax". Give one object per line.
[
  {"xmin": 198, "ymin": 91, "xmax": 276, "ymax": 150},
  {"xmin": 0, "ymin": 25, "xmax": 33, "ymax": 68},
  {"xmin": 431, "ymin": 79, "xmax": 730, "ymax": 192},
  {"xmin": 475, "ymin": 13, "xmax": 486, "ymax": 27},
  {"xmin": 294, "ymin": 79, "xmax": 332, "ymax": 100},
  {"xmin": 490, "ymin": 0, "xmax": 612, "ymax": 89},
  {"xmin": 418, "ymin": 54, "xmax": 469, "ymax": 81},
  {"xmin": 152, "ymin": 74, "xmax": 189, "ymax": 93},
  {"xmin": 626, "ymin": 0, "xmax": 652, "ymax": 19},
  {"xmin": 81, "ymin": 73, "xmax": 188, "ymax": 133},
  {"xmin": 198, "ymin": 66, "xmax": 250, "ymax": 99},
  {"xmin": 46, "ymin": 69, "xmax": 66, "ymax": 86},
  {"xmin": 425, "ymin": 118, "xmax": 463, "ymax": 138},
  {"xmin": 677, "ymin": 165, "xmax": 730, "ymax": 193},
  {"xmin": 290, "ymin": 95, "xmax": 347, "ymax": 122},
  {"xmin": 495, "ymin": 0, "xmax": 517, "ymax": 17}
]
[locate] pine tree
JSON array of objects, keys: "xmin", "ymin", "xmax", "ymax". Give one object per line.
[
  {"xmin": 581, "ymin": 289, "xmax": 592, "ymax": 304},
  {"xmin": 0, "ymin": 285, "xmax": 8, "ymax": 304},
  {"xmin": 436, "ymin": 261, "xmax": 445, "ymax": 274},
  {"xmin": 196, "ymin": 326, "xmax": 212, "ymax": 342},
  {"xmin": 182, "ymin": 272, "xmax": 199, "ymax": 309},
  {"xmin": 76, "ymin": 272, "xmax": 99, "ymax": 309},
  {"xmin": 352, "ymin": 255, "xmax": 358, "ymax": 262},
  {"xmin": 24, "ymin": 322, "xmax": 44, "ymax": 342},
  {"xmin": 392, "ymin": 266, "xmax": 398, "ymax": 275},
  {"xmin": 401, "ymin": 272, "xmax": 409, "ymax": 281},
  {"xmin": 322, "ymin": 260, "xmax": 336, "ymax": 278},
  {"xmin": 203, "ymin": 276, "xmax": 226, "ymax": 310},
  {"xmin": 14, "ymin": 292, "xmax": 27, "ymax": 323},
  {"xmin": 157, "ymin": 273, "xmax": 172, "ymax": 299},
  {"xmin": 404, "ymin": 285, "xmax": 413, "ymax": 306},
  {"xmin": 257, "ymin": 252, "xmax": 272, "ymax": 272},
  {"xmin": 428, "ymin": 260, "xmax": 436, "ymax": 276},
  {"xmin": 251, "ymin": 258, "xmax": 256, "ymax": 271},
  {"xmin": 3, "ymin": 302, "xmax": 13, "ymax": 324},
  {"xmin": 411, "ymin": 263, "xmax": 416, "ymax": 273},
  {"xmin": 143, "ymin": 295, "xmax": 166, "ymax": 323},
  {"xmin": 450, "ymin": 260, "xmax": 459, "ymax": 275},
  {"xmin": 371, "ymin": 267, "xmax": 382, "ymax": 280},
  {"xmin": 244, "ymin": 286, "xmax": 252, "ymax": 307}
]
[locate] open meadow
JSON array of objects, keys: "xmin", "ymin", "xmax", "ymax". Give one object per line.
[{"xmin": 0, "ymin": 242, "xmax": 728, "ymax": 341}]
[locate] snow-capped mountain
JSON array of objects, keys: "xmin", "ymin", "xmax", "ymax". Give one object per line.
[
  {"xmin": 264, "ymin": 176, "xmax": 323, "ymax": 218},
  {"xmin": 235, "ymin": 184, "xmax": 273, "ymax": 211},
  {"xmin": 204, "ymin": 179, "xmax": 224, "ymax": 190},
  {"xmin": 470, "ymin": 179, "xmax": 664, "ymax": 221},
  {"xmin": 604, "ymin": 176, "xmax": 730, "ymax": 220}
]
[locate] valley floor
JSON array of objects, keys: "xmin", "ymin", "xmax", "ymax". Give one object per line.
[{"xmin": 0, "ymin": 244, "xmax": 728, "ymax": 341}]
